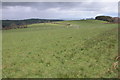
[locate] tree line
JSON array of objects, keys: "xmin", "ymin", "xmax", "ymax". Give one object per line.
[
  {"xmin": 95, "ymin": 16, "xmax": 120, "ymax": 23},
  {"xmin": 2, "ymin": 19, "xmax": 63, "ymax": 30}
]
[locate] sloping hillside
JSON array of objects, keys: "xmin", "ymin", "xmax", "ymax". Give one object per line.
[{"xmin": 2, "ymin": 20, "xmax": 118, "ymax": 78}]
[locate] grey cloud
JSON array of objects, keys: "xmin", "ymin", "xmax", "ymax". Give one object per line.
[
  {"xmin": 2, "ymin": 2, "xmax": 118, "ymax": 20},
  {"xmin": 2, "ymin": 2, "xmax": 99, "ymax": 11},
  {"xmin": 2, "ymin": 2, "xmax": 81, "ymax": 9}
]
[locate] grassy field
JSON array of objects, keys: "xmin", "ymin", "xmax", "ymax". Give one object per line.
[{"xmin": 2, "ymin": 20, "xmax": 118, "ymax": 78}]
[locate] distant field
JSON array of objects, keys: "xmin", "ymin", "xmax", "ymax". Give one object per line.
[{"xmin": 2, "ymin": 20, "xmax": 118, "ymax": 78}]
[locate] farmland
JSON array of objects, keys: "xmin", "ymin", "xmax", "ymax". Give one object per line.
[{"xmin": 2, "ymin": 20, "xmax": 118, "ymax": 78}]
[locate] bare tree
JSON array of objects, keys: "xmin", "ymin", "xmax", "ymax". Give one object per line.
[
  {"xmin": 21, "ymin": 22, "xmax": 27, "ymax": 28},
  {"xmin": 10, "ymin": 23, "xmax": 17, "ymax": 29}
]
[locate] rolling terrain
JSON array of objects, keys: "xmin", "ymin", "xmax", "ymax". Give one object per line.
[{"xmin": 2, "ymin": 20, "xmax": 118, "ymax": 78}]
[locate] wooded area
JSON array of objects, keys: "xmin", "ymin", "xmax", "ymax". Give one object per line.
[{"xmin": 2, "ymin": 19, "xmax": 63, "ymax": 30}]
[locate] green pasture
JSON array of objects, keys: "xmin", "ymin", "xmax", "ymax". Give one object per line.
[{"xmin": 2, "ymin": 20, "xmax": 118, "ymax": 78}]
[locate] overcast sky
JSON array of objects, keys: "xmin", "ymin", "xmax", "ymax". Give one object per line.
[{"xmin": 2, "ymin": 1, "xmax": 119, "ymax": 20}]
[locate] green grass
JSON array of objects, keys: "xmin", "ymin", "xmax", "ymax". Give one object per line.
[
  {"xmin": 2, "ymin": 20, "xmax": 118, "ymax": 78},
  {"xmin": 0, "ymin": 30, "xmax": 2, "ymax": 79}
]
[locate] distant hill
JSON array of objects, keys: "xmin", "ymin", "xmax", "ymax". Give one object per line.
[{"xmin": 2, "ymin": 19, "xmax": 63, "ymax": 28}]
